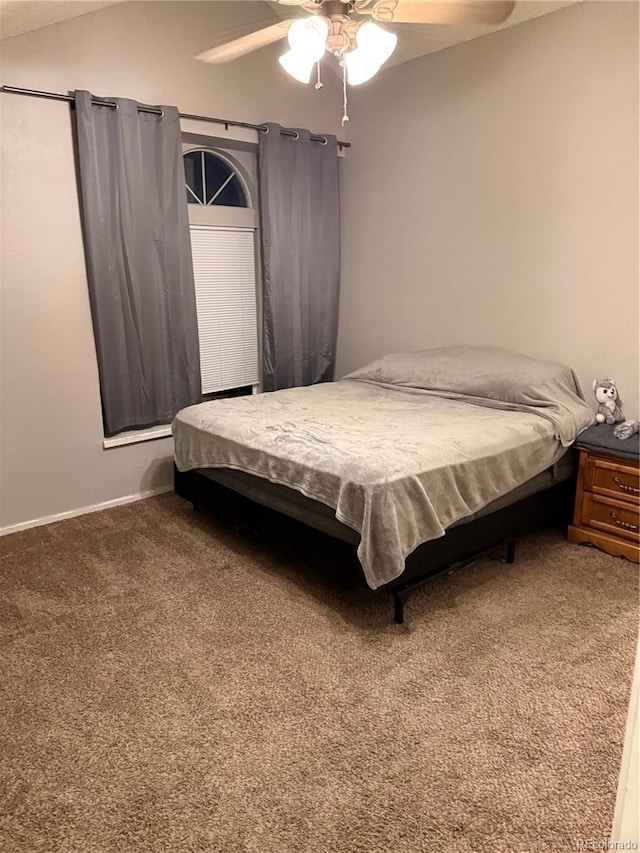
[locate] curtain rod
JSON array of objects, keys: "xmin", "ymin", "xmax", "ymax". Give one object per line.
[{"xmin": 0, "ymin": 84, "xmax": 351, "ymax": 149}]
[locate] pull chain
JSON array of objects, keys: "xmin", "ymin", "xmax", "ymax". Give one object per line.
[
  {"xmin": 315, "ymin": 61, "xmax": 323, "ymax": 90},
  {"xmin": 341, "ymin": 59, "xmax": 349, "ymax": 126}
]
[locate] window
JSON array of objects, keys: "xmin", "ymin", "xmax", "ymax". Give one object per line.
[
  {"xmin": 190, "ymin": 225, "xmax": 258, "ymax": 394},
  {"xmin": 184, "ymin": 150, "xmax": 248, "ymax": 208},
  {"xmin": 182, "ymin": 144, "xmax": 260, "ymax": 398}
]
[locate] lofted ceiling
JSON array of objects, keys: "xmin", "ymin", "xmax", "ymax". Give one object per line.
[{"xmin": 0, "ymin": 0, "xmax": 580, "ymax": 65}]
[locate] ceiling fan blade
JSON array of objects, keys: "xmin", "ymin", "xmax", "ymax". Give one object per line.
[
  {"xmin": 372, "ymin": 1, "xmax": 515, "ymax": 26},
  {"xmin": 195, "ymin": 20, "xmax": 293, "ymax": 63}
]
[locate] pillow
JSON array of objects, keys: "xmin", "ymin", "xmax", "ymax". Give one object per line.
[
  {"xmin": 343, "ymin": 345, "xmax": 594, "ymax": 446},
  {"xmin": 344, "ymin": 345, "xmax": 580, "ymax": 401}
]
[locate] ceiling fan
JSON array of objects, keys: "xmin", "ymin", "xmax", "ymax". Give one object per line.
[{"xmin": 195, "ymin": 0, "xmax": 515, "ymax": 122}]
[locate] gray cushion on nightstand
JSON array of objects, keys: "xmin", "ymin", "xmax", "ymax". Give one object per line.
[{"xmin": 576, "ymin": 424, "xmax": 640, "ymax": 460}]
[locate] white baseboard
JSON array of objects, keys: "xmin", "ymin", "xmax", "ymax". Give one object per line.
[{"xmin": 0, "ymin": 484, "xmax": 174, "ymax": 536}]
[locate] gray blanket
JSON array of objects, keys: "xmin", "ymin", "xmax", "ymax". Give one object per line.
[{"xmin": 173, "ymin": 347, "xmax": 594, "ymax": 589}]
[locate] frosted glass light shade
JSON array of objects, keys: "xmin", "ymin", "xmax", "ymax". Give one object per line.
[
  {"xmin": 345, "ymin": 22, "xmax": 397, "ymax": 86},
  {"xmin": 287, "ymin": 16, "xmax": 328, "ymax": 61},
  {"xmin": 278, "ymin": 50, "xmax": 316, "ymax": 84},
  {"xmin": 279, "ymin": 16, "xmax": 328, "ymax": 84}
]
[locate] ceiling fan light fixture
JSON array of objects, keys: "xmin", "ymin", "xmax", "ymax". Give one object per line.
[
  {"xmin": 345, "ymin": 22, "xmax": 397, "ymax": 86},
  {"xmin": 278, "ymin": 49, "xmax": 316, "ymax": 84}
]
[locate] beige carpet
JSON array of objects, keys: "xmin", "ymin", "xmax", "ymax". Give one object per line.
[{"xmin": 0, "ymin": 493, "xmax": 637, "ymax": 853}]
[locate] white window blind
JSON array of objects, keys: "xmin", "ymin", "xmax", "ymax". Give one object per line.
[{"xmin": 190, "ymin": 225, "xmax": 259, "ymax": 394}]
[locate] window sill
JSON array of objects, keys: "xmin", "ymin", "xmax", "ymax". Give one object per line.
[{"xmin": 103, "ymin": 426, "xmax": 172, "ymax": 449}]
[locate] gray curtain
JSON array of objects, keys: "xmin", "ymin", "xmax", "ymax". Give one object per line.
[
  {"xmin": 259, "ymin": 123, "xmax": 340, "ymax": 392},
  {"xmin": 74, "ymin": 90, "xmax": 201, "ymax": 435}
]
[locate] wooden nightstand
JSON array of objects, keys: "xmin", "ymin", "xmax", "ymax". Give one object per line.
[{"xmin": 568, "ymin": 437, "xmax": 639, "ymax": 562}]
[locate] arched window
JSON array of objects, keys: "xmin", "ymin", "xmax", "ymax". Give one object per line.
[
  {"xmin": 182, "ymin": 141, "xmax": 259, "ymax": 398},
  {"xmin": 183, "ymin": 150, "xmax": 248, "ymax": 207}
]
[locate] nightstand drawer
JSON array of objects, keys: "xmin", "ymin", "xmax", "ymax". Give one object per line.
[
  {"xmin": 581, "ymin": 494, "xmax": 640, "ymax": 542},
  {"xmin": 584, "ymin": 457, "xmax": 640, "ymax": 503}
]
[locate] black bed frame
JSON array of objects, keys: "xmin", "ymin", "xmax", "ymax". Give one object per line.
[{"xmin": 174, "ymin": 465, "xmax": 575, "ymax": 624}]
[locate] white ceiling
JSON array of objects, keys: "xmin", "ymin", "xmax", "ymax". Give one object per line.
[
  {"xmin": 0, "ymin": 0, "xmax": 121, "ymax": 39},
  {"xmin": 0, "ymin": 0, "xmax": 580, "ymax": 64}
]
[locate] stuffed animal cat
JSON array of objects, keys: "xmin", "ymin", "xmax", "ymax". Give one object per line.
[{"xmin": 592, "ymin": 377, "xmax": 625, "ymax": 425}]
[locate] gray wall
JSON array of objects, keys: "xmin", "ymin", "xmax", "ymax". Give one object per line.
[
  {"xmin": 0, "ymin": 1, "xmax": 344, "ymax": 530},
  {"xmin": 338, "ymin": 1, "xmax": 639, "ymax": 417}
]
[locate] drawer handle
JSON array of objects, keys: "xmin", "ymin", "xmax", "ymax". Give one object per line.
[
  {"xmin": 613, "ymin": 476, "xmax": 639, "ymax": 495},
  {"xmin": 610, "ymin": 511, "xmax": 639, "ymax": 533}
]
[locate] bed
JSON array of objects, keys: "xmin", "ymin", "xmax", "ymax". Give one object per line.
[{"xmin": 173, "ymin": 346, "xmax": 594, "ymax": 622}]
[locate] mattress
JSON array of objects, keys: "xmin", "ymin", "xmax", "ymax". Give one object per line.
[
  {"xmin": 174, "ymin": 347, "xmax": 594, "ymax": 587},
  {"xmin": 174, "ymin": 390, "xmax": 588, "ymax": 589},
  {"xmin": 197, "ymin": 450, "xmax": 575, "ymax": 547}
]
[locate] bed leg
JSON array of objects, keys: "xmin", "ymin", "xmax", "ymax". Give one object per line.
[
  {"xmin": 504, "ymin": 538, "xmax": 516, "ymax": 564},
  {"xmin": 393, "ymin": 590, "xmax": 409, "ymax": 625},
  {"xmin": 233, "ymin": 502, "xmax": 261, "ymax": 539}
]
